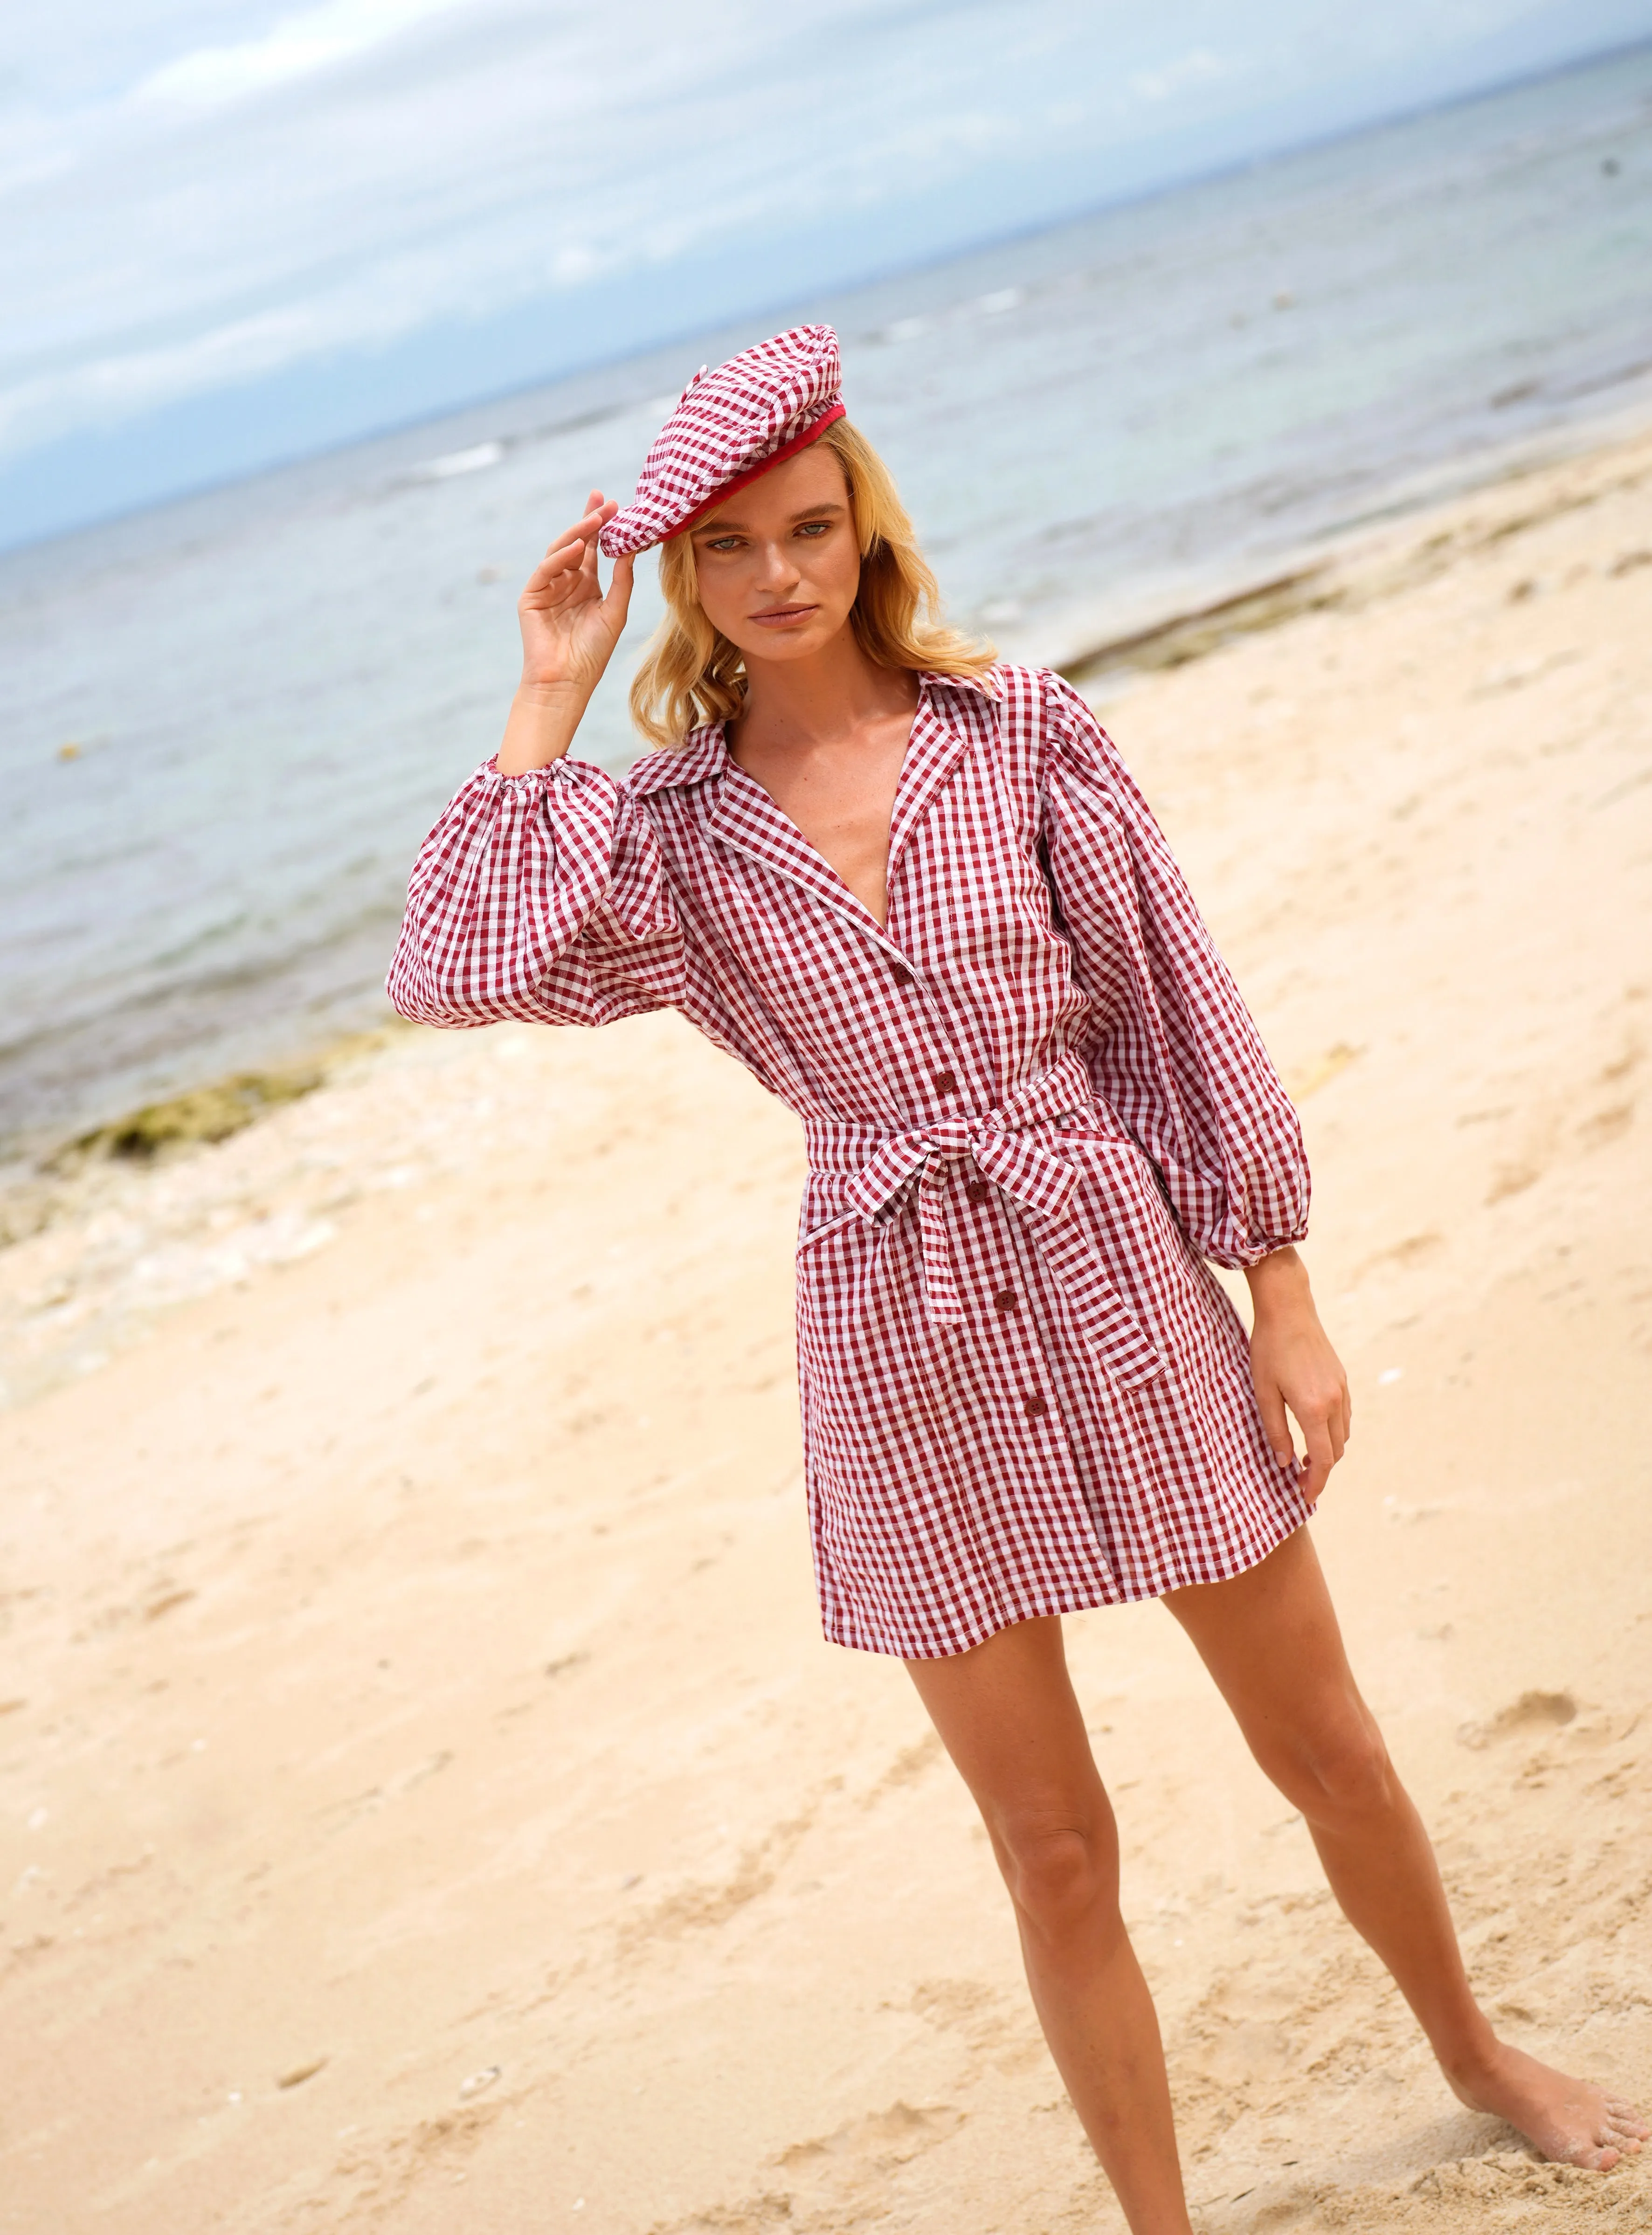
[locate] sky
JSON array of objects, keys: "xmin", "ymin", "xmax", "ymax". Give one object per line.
[{"xmin": 5, "ymin": 0, "xmax": 1651, "ymax": 548}]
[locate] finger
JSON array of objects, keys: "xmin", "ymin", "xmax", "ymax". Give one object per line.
[
  {"xmin": 602, "ymin": 548, "xmax": 636, "ymax": 624},
  {"xmin": 1313, "ymin": 1392, "xmax": 1348, "ymax": 1467},
  {"xmin": 525, "ymin": 545, "xmax": 583, "ymax": 588},
  {"xmin": 583, "ymin": 495, "xmax": 620, "ymax": 547},
  {"xmin": 531, "ymin": 526, "xmax": 593, "ymax": 571},
  {"xmin": 569, "ymin": 493, "xmax": 617, "ymax": 543},
  {"xmin": 540, "ymin": 502, "xmax": 612, "ymax": 562},
  {"xmin": 1299, "ymin": 1418, "xmax": 1335, "ymax": 1503},
  {"xmin": 522, "ymin": 567, "xmax": 580, "ymax": 607},
  {"xmin": 539, "ymin": 528, "xmax": 594, "ymax": 567},
  {"xmin": 577, "ymin": 494, "xmax": 602, "ymax": 576},
  {"xmin": 1255, "ymin": 1378, "xmax": 1293, "ymax": 1470}
]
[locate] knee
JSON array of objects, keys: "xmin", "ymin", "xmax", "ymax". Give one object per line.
[
  {"xmin": 994, "ymin": 1813, "xmax": 1118, "ymax": 1942},
  {"xmin": 1272, "ymin": 1707, "xmax": 1396, "ymax": 1827}
]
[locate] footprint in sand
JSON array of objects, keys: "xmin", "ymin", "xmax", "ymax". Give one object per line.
[
  {"xmin": 654, "ymin": 2105, "xmax": 964, "ymax": 2235},
  {"xmin": 1458, "ymin": 1690, "xmax": 1576, "ymax": 1749},
  {"xmin": 775, "ymin": 2099, "xmax": 964, "ymax": 2179}
]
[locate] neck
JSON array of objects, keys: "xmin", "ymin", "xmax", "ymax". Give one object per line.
[{"xmin": 735, "ymin": 623, "xmax": 917, "ymax": 752}]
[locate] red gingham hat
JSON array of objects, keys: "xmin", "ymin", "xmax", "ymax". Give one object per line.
[{"xmin": 598, "ymin": 325, "xmax": 845, "ymax": 558}]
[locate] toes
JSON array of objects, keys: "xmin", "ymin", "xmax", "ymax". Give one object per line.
[
  {"xmin": 1602, "ymin": 2105, "xmax": 1649, "ymax": 2145},
  {"xmin": 1587, "ymin": 2120, "xmax": 1643, "ymax": 2165}
]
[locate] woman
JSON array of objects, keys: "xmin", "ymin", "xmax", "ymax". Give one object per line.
[{"xmin": 389, "ymin": 326, "xmax": 1642, "ymax": 2230}]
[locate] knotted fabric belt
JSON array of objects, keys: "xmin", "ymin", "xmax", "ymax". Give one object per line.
[{"xmin": 807, "ymin": 1054, "xmax": 1166, "ymax": 1391}]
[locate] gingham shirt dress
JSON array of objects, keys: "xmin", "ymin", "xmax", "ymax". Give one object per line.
[{"xmin": 388, "ymin": 662, "xmax": 1312, "ymax": 1658}]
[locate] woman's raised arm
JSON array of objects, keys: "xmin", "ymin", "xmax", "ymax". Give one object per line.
[
  {"xmin": 498, "ymin": 491, "xmax": 636, "ymax": 774},
  {"xmin": 385, "ymin": 493, "xmax": 683, "ymax": 1033}
]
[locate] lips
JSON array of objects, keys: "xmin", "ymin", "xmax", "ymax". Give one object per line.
[{"xmin": 750, "ymin": 603, "xmax": 816, "ymax": 624}]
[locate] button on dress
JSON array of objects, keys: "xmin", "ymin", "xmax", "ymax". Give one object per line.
[{"xmin": 387, "ymin": 664, "xmax": 1312, "ymax": 1658}]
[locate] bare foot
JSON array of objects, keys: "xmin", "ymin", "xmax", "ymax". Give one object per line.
[{"xmin": 1447, "ymin": 2041, "xmax": 1648, "ymax": 2170}]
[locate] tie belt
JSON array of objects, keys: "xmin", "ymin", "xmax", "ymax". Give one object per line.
[{"xmin": 803, "ymin": 1056, "xmax": 1165, "ymax": 1391}]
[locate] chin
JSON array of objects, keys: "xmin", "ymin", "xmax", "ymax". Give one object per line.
[{"xmin": 735, "ymin": 616, "xmax": 848, "ymax": 663}]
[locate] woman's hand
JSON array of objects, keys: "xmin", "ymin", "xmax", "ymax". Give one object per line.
[
  {"xmin": 498, "ymin": 492, "xmax": 636, "ymax": 774},
  {"xmin": 1244, "ymin": 1247, "xmax": 1352, "ymax": 1506},
  {"xmin": 518, "ymin": 491, "xmax": 634, "ymax": 694}
]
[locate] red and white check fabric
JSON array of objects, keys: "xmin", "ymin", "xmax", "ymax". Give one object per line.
[
  {"xmin": 598, "ymin": 325, "xmax": 844, "ymax": 558},
  {"xmin": 388, "ymin": 666, "xmax": 1313, "ymax": 1659}
]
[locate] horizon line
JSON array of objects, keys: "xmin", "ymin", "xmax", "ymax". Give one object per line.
[{"xmin": 4, "ymin": 28, "xmax": 1647, "ymax": 567}]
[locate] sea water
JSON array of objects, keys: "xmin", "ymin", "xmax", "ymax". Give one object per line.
[{"xmin": 3, "ymin": 43, "xmax": 1650, "ymax": 1158}]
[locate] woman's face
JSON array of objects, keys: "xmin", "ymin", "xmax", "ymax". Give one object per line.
[{"xmin": 687, "ymin": 443, "xmax": 862, "ymax": 665}]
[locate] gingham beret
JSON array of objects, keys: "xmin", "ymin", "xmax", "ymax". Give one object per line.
[{"xmin": 598, "ymin": 324, "xmax": 845, "ymax": 558}]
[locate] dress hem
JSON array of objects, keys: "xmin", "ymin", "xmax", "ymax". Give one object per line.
[{"xmin": 821, "ymin": 1492, "xmax": 1311, "ymax": 1661}]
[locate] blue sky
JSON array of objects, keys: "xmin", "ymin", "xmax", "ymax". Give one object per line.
[{"xmin": 5, "ymin": 0, "xmax": 1650, "ymax": 547}]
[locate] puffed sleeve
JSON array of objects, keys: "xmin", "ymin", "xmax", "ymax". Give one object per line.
[
  {"xmin": 386, "ymin": 755, "xmax": 686, "ymax": 1029},
  {"xmin": 1038, "ymin": 673, "xmax": 1308, "ymax": 1268}
]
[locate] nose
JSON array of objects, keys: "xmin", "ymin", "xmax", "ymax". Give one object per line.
[{"xmin": 754, "ymin": 536, "xmax": 802, "ymax": 593}]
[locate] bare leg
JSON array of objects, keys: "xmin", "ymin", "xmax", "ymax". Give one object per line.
[
  {"xmin": 906, "ymin": 1617, "xmax": 1193, "ymax": 2235},
  {"xmin": 1164, "ymin": 1527, "xmax": 1647, "ymax": 2169}
]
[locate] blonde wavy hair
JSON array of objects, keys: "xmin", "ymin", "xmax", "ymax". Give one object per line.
[{"xmin": 628, "ymin": 417, "xmax": 995, "ymax": 749}]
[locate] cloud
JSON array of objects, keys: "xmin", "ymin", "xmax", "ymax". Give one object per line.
[
  {"xmin": 1128, "ymin": 48, "xmax": 1233, "ymax": 103},
  {"xmin": 2, "ymin": 0, "xmax": 1644, "ymax": 517},
  {"xmin": 130, "ymin": 0, "xmax": 469, "ymax": 111}
]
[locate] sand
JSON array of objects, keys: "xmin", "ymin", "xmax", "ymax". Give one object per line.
[{"xmin": 2, "ymin": 425, "xmax": 1650, "ymax": 2235}]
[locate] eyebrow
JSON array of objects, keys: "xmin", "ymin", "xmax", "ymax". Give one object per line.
[{"xmin": 693, "ymin": 499, "xmax": 848, "ymax": 534}]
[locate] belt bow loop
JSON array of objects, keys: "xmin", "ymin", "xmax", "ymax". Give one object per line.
[{"xmin": 832, "ymin": 1061, "xmax": 1165, "ymax": 1390}]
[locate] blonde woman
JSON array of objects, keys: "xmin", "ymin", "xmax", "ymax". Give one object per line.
[{"xmin": 388, "ymin": 328, "xmax": 1642, "ymax": 2232}]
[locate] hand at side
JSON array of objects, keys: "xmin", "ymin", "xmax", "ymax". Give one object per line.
[{"xmin": 1244, "ymin": 1246, "xmax": 1351, "ymax": 1505}]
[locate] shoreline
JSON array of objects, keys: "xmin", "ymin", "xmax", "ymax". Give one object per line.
[
  {"xmin": 8, "ymin": 396, "xmax": 1651, "ymax": 1204},
  {"xmin": 0, "ymin": 374, "xmax": 1647, "ymax": 2228},
  {"xmin": 0, "ymin": 1025, "xmax": 412, "ymax": 1254},
  {"xmin": 1, "ymin": 400, "xmax": 1648, "ymax": 1407},
  {"xmin": 1036, "ymin": 385, "xmax": 1652, "ymax": 682}
]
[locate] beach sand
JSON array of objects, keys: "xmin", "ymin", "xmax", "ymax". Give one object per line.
[{"xmin": 2, "ymin": 426, "xmax": 1650, "ymax": 2234}]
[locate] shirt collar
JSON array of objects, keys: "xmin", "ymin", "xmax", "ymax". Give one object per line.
[
  {"xmin": 622, "ymin": 724, "xmax": 729, "ymax": 795},
  {"xmin": 917, "ymin": 664, "xmax": 1000, "ymax": 701},
  {"xmin": 624, "ymin": 664, "xmax": 1000, "ymax": 796}
]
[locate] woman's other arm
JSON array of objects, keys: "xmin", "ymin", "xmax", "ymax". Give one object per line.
[
  {"xmin": 1039, "ymin": 673, "xmax": 1309, "ymax": 1265},
  {"xmin": 1038, "ymin": 673, "xmax": 1348, "ymax": 1498},
  {"xmin": 1244, "ymin": 1245, "xmax": 1351, "ymax": 1506}
]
